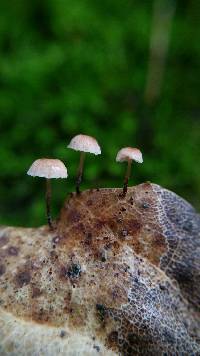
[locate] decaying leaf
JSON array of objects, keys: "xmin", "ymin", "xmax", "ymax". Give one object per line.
[{"xmin": 0, "ymin": 183, "xmax": 199, "ymax": 355}]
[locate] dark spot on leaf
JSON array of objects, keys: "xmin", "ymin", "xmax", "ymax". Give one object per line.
[
  {"xmin": 50, "ymin": 251, "xmax": 59, "ymax": 261},
  {"xmin": 159, "ymin": 283, "xmax": 166, "ymax": 290},
  {"xmin": 8, "ymin": 246, "xmax": 19, "ymax": 256},
  {"xmin": 93, "ymin": 345, "xmax": 100, "ymax": 352},
  {"xmin": 60, "ymin": 330, "xmax": 66, "ymax": 338},
  {"xmin": 129, "ymin": 197, "xmax": 134, "ymax": 205},
  {"xmin": 60, "ymin": 263, "xmax": 81, "ymax": 280},
  {"xmin": 16, "ymin": 271, "xmax": 31, "ymax": 288},
  {"xmin": 0, "ymin": 264, "xmax": 6, "ymax": 276},
  {"xmin": 67, "ymin": 263, "xmax": 81, "ymax": 279},
  {"xmin": 99, "ymin": 249, "xmax": 107, "ymax": 262},
  {"xmin": 32, "ymin": 287, "xmax": 42, "ymax": 298},
  {"xmin": 96, "ymin": 303, "xmax": 106, "ymax": 322}
]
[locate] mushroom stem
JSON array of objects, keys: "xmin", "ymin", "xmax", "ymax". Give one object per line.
[
  {"xmin": 46, "ymin": 178, "xmax": 53, "ymax": 229},
  {"xmin": 123, "ymin": 159, "xmax": 132, "ymax": 196},
  {"xmin": 76, "ymin": 152, "xmax": 85, "ymax": 194}
]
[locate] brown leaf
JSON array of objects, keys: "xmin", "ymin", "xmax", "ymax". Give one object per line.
[{"xmin": 0, "ymin": 183, "xmax": 199, "ymax": 355}]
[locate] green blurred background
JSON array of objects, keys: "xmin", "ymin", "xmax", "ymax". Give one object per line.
[{"xmin": 0, "ymin": 0, "xmax": 199, "ymax": 227}]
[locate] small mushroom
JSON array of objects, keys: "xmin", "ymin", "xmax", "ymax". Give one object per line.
[
  {"xmin": 116, "ymin": 147, "xmax": 143, "ymax": 196},
  {"xmin": 27, "ymin": 158, "xmax": 68, "ymax": 229},
  {"xmin": 67, "ymin": 134, "xmax": 101, "ymax": 194}
]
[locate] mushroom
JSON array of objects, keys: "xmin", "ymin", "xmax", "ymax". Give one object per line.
[
  {"xmin": 116, "ymin": 147, "xmax": 143, "ymax": 196},
  {"xmin": 67, "ymin": 134, "xmax": 101, "ymax": 194},
  {"xmin": 27, "ymin": 158, "xmax": 68, "ymax": 229}
]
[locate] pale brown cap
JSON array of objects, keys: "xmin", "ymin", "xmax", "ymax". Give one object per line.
[
  {"xmin": 116, "ymin": 147, "xmax": 143, "ymax": 163},
  {"xmin": 67, "ymin": 134, "xmax": 101, "ymax": 155},
  {"xmin": 27, "ymin": 159, "xmax": 68, "ymax": 179}
]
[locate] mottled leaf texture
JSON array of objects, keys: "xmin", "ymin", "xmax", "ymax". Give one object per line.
[{"xmin": 0, "ymin": 183, "xmax": 199, "ymax": 355}]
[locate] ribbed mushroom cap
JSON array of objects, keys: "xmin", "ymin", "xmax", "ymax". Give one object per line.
[
  {"xmin": 68, "ymin": 134, "xmax": 101, "ymax": 155},
  {"xmin": 116, "ymin": 147, "xmax": 143, "ymax": 163},
  {"xmin": 27, "ymin": 159, "xmax": 68, "ymax": 179}
]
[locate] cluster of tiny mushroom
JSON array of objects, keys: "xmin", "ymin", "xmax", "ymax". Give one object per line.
[{"xmin": 27, "ymin": 134, "xmax": 143, "ymax": 229}]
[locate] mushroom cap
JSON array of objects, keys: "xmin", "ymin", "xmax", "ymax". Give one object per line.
[
  {"xmin": 116, "ymin": 147, "xmax": 143, "ymax": 163},
  {"xmin": 27, "ymin": 159, "xmax": 68, "ymax": 179},
  {"xmin": 67, "ymin": 134, "xmax": 101, "ymax": 155}
]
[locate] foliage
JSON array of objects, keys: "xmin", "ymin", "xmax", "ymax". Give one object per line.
[{"xmin": 0, "ymin": 0, "xmax": 199, "ymax": 226}]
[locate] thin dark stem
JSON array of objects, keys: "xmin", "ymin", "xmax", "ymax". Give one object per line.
[
  {"xmin": 46, "ymin": 178, "xmax": 53, "ymax": 229},
  {"xmin": 123, "ymin": 159, "xmax": 132, "ymax": 196},
  {"xmin": 76, "ymin": 152, "xmax": 85, "ymax": 194}
]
